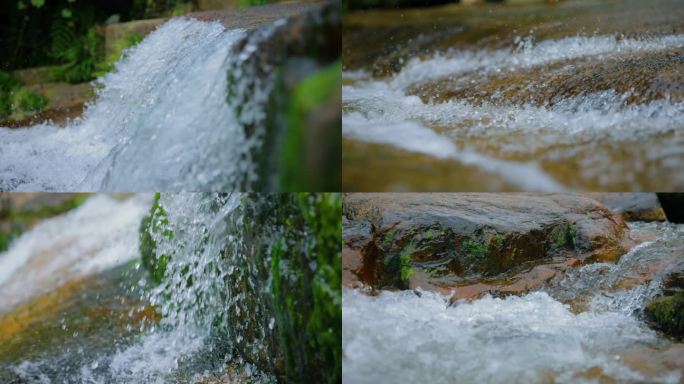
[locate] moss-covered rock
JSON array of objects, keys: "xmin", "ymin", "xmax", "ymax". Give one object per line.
[
  {"xmin": 138, "ymin": 193, "xmax": 341, "ymax": 383},
  {"xmin": 644, "ymin": 293, "xmax": 684, "ymax": 340},
  {"xmin": 343, "ymin": 193, "xmax": 631, "ymax": 291},
  {"xmin": 222, "ymin": 1, "xmax": 341, "ymax": 191},
  {"xmin": 138, "ymin": 193, "xmax": 172, "ymax": 284}
]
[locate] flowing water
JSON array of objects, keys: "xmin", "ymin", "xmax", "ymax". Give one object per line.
[
  {"xmin": 0, "ymin": 18, "xmax": 267, "ymax": 192},
  {"xmin": 342, "ymin": 0, "xmax": 684, "ymax": 191},
  {"xmin": 0, "ymin": 194, "xmax": 279, "ymax": 383},
  {"xmin": 342, "ymin": 221, "xmax": 684, "ymax": 384}
]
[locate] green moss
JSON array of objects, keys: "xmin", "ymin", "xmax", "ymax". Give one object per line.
[
  {"xmin": 384, "ymin": 229, "xmax": 395, "ymax": 245},
  {"xmin": 279, "ymin": 61, "xmax": 341, "ymax": 191},
  {"xmin": 644, "ymin": 293, "xmax": 684, "ymax": 339},
  {"xmin": 0, "ymin": 70, "xmax": 21, "ymax": 92},
  {"xmin": 461, "ymin": 238, "xmax": 487, "ymax": 264},
  {"xmin": 568, "ymin": 222, "xmax": 577, "ymax": 250},
  {"xmin": 399, "ymin": 243, "xmax": 415, "ymax": 282},
  {"xmin": 138, "ymin": 193, "xmax": 173, "ymax": 284},
  {"xmin": 269, "ymin": 193, "xmax": 341, "ymax": 383},
  {"xmin": 493, "ymin": 233, "xmax": 504, "ymax": 248},
  {"xmin": 11, "ymin": 88, "xmax": 47, "ymax": 114},
  {"xmin": 426, "ymin": 228, "xmax": 434, "ymax": 240}
]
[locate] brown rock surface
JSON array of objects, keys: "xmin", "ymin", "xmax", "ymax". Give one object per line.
[{"xmin": 343, "ymin": 193, "xmax": 633, "ymax": 293}]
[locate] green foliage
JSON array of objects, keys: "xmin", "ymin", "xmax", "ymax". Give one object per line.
[
  {"xmin": 0, "ymin": 92, "xmax": 12, "ymax": 119},
  {"xmin": 133, "ymin": 0, "xmax": 190, "ymax": 19},
  {"xmin": 280, "ymin": 61, "xmax": 341, "ymax": 191},
  {"xmin": 0, "ymin": 71, "xmax": 22, "ymax": 119},
  {"xmin": 11, "ymin": 88, "xmax": 48, "ymax": 114},
  {"xmin": 51, "ymin": 26, "xmax": 102, "ymax": 83},
  {"xmin": 645, "ymin": 293, "xmax": 684, "ymax": 339},
  {"xmin": 0, "ymin": 71, "xmax": 21, "ymax": 92},
  {"xmin": 139, "ymin": 193, "xmax": 173, "ymax": 284}
]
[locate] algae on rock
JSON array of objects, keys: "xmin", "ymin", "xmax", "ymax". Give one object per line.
[{"xmin": 137, "ymin": 193, "xmax": 342, "ymax": 383}]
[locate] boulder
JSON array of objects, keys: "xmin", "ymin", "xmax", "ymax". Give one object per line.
[
  {"xmin": 589, "ymin": 193, "xmax": 666, "ymax": 222},
  {"xmin": 343, "ymin": 193, "xmax": 633, "ymax": 295}
]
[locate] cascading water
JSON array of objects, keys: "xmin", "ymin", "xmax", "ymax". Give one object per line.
[
  {"xmin": 0, "ymin": 193, "xmax": 341, "ymax": 383},
  {"xmin": 342, "ymin": 0, "xmax": 684, "ymax": 191},
  {"xmin": 342, "ymin": 221, "xmax": 684, "ymax": 384},
  {"xmin": 0, "ymin": 19, "xmax": 259, "ymax": 192}
]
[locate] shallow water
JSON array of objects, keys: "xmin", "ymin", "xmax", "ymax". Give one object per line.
[
  {"xmin": 342, "ymin": 0, "xmax": 684, "ymax": 191},
  {"xmin": 0, "ymin": 194, "xmax": 275, "ymax": 383},
  {"xmin": 342, "ymin": 222, "xmax": 684, "ymax": 383},
  {"xmin": 0, "ymin": 19, "xmax": 258, "ymax": 192}
]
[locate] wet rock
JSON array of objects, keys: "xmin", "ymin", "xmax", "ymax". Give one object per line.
[
  {"xmin": 140, "ymin": 193, "xmax": 341, "ymax": 383},
  {"xmin": 343, "ymin": 193, "xmax": 632, "ymax": 292},
  {"xmin": 644, "ymin": 293, "xmax": 684, "ymax": 340},
  {"xmin": 343, "ymin": 218, "xmax": 373, "ymax": 288},
  {"xmin": 644, "ymin": 262, "xmax": 684, "ymax": 339},
  {"xmin": 408, "ymin": 48, "xmax": 684, "ymax": 106},
  {"xmin": 589, "ymin": 193, "xmax": 666, "ymax": 222},
  {"xmin": 103, "ymin": 18, "xmax": 166, "ymax": 58},
  {"xmin": 196, "ymin": 1, "xmax": 340, "ymax": 191}
]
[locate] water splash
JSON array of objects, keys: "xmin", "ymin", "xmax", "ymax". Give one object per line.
[
  {"xmin": 0, "ymin": 19, "xmax": 254, "ymax": 191},
  {"xmin": 343, "ymin": 222, "xmax": 684, "ymax": 384},
  {"xmin": 343, "ymin": 33, "xmax": 684, "ymax": 190},
  {"xmin": 0, "ymin": 194, "xmax": 151, "ymax": 314}
]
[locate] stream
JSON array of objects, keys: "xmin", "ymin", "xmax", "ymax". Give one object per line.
[
  {"xmin": 342, "ymin": 0, "xmax": 684, "ymax": 191},
  {"xmin": 342, "ymin": 221, "xmax": 684, "ymax": 383},
  {"xmin": 0, "ymin": 194, "xmax": 275, "ymax": 383}
]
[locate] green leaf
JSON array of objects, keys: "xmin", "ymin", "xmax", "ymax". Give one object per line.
[
  {"xmin": 61, "ymin": 9, "xmax": 72, "ymax": 18},
  {"xmin": 30, "ymin": 0, "xmax": 44, "ymax": 8},
  {"xmin": 16, "ymin": 1, "xmax": 26, "ymax": 10}
]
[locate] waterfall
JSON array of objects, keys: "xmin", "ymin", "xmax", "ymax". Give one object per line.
[{"xmin": 0, "ymin": 19, "xmax": 258, "ymax": 192}]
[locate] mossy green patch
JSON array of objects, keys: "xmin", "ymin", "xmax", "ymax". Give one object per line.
[
  {"xmin": 138, "ymin": 193, "xmax": 173, "ymax": 284},
  {"xmin": 399, "ymin": 243, "xmax": 415, "ymax": 282},
  {"xmin": 644, "ymin": 293, "xmax": 684, "ymax": 339},
  {"xmin": 461, "ymin": 238, "xmax": 487, "ymax": 265},
  {"xmin": 279, "ymin": 60, "xmax": 341, "ymax": 191},
  {"xmin": 268, "ymin": 193, "xmax": 341, "ymax": 383},
  {"xmin": 384, "ymin": 228, "xmax": 395, "ymax": 245}
]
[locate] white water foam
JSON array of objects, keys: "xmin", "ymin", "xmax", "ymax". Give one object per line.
[
  {"xmin": 342, "ymin": 34, "xmax": 684, "ymax": 190},
  {"xmin": 0, "ymin": 19, "xmax": 248, "ymax": 191},
  {"xmin": 342, "ymin": 289, "xmax": 678, "ymax": 384},
  {"xmin": 392, "ymin": 34, "xmax": 684, "ymax": 87},
  {"xmin": 0, "ymin": 194, "xmax": 152, "ymax": 314}
]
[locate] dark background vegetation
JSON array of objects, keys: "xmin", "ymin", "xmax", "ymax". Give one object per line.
[{"xmin": 0, "ymin": 0, "xmax": 197, "ymax": 72}]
